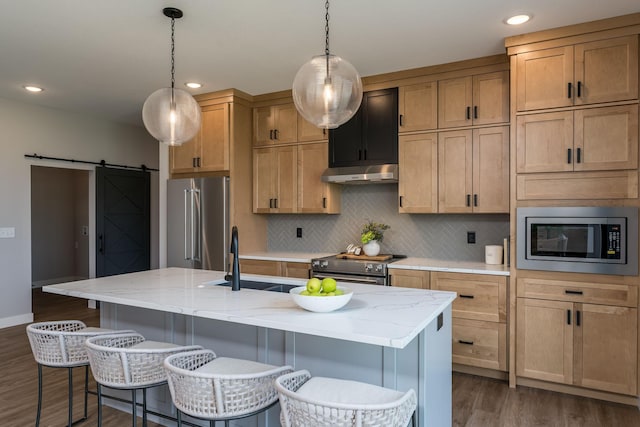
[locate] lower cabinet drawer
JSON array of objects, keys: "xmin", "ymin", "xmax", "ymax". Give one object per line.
[{"xmin": 453, "ymin": 318, "xmax": 507, "ymax": 371}]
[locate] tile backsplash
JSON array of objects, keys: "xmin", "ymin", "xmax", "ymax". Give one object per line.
[{"xmin": 267, "ymin": 185, "xmax": 510, "ymax": 262}]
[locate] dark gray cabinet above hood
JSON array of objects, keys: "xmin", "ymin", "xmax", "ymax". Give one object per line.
[{"xmin": 324, "ymin": 88, "xmax": 398, "ymax": 184}]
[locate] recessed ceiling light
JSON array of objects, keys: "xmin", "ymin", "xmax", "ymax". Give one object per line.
[
  {"xmin": 185, "ymin": 82, "xmax": 202, "ymax": 89},
  {"xmin": 505, "ymin": 14, "xmax": 531, "ymax": 25},
  {"xmin": 23, "ymin": 85, "xmax": 44, "ymax": 93}
]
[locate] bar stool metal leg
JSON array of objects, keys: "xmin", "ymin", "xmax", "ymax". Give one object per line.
[
  {"xmin": 83, "ymin": 365, "xmax": 89, "ymax": 420},
  {"xmin": 36, "ymin": 364, "xmax": 43, "ymax": 427},
  {"xmin": 97, "ymin": 384, "xmax": 103, "ymax": 427},
  {"xmin": 67, "ymin": 367, "xmax": 73, "ymax": 426},
  {"xmin": 131, "ymin": 389, "xmax": 137, "ymax": 426},
  {"xmin": 142, "ymin": 388, "xmax": 148, "ymax": 427}
]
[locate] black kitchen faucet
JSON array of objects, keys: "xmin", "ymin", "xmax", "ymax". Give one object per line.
[{"xmin": 225, "ymin": 226, "xmax": 240, "ymax": 291}]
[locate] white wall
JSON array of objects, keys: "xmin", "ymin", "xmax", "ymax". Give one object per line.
[{"xmin": 0, "ymin": 97, "xmax": 159, "ymax": 328}]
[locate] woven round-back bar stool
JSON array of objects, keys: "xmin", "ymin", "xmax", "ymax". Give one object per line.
[
  {"xmin": 25, "ymin": 320, "xmax": 132, "ymax": 427},
  {"xmin": 84, "ymin": 332, "xmax": 201, "ymax": 427},
  {"xmin": 163, "ymin": 349, "xmax": 293, "ymax": 427},
  {"xmin": 275, "ymin": 370, "xmax": 417, "ymax": 427}
]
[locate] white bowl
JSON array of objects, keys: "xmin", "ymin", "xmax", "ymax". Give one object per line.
[{"xmin": 289, "ymin": 286, "xmax": 353, "ymax": 313}]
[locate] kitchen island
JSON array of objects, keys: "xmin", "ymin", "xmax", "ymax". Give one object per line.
[{"xmin": 44, "ymin": 267, "xmax": 456, "ymax": 427}]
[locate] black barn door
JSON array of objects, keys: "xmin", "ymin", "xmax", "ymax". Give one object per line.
[{"xmin": 96, "ymin": 167, "xmax": 150, "ymax": 277}]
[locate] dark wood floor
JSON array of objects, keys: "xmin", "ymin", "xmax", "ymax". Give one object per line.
[{"xmin": 2, "ymin": 289, "xmax": 639, "ymax": 426}]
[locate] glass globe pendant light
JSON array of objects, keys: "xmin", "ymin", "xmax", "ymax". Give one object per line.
[
  {"xmin": 142, "ymin": 7, "xmax": 201, "ymax": 146},
  {"xmin": 292, "ymin": 0, "xmax": 363, "ymax": 129}
]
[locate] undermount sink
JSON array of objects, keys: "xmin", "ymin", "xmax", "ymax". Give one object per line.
[{"xmin": 218, "ymin": 280, "xmax": 298, "ymax": 293}]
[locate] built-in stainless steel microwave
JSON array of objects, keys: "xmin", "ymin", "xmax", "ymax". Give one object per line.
[{"xmin": 517, "ymin": 207, "xmax": 638, "ymax": 276}]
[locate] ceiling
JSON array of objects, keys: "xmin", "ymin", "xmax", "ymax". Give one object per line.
[{"xmin": 2, "ymin": 1, "xmax": 638, "ymax": 128}]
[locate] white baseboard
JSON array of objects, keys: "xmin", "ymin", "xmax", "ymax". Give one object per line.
[{"xmin": 0, "ymin": 313, "xmax": 34, "ymax": 329}]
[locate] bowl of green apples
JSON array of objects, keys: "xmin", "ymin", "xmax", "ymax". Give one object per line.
[{"xmin": 290, "ymin": 277, "xmax": 353, "ymax": 312}]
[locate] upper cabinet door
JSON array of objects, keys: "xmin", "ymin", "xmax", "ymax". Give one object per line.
[
  {"xmin": 272, "ymin": 104, "xmax": 298, "ymax": 144},
  {"xmin": 398, "ymin": 133, "xmax": 438, "ymax": 213},
  {"xmin": 363, "ymin": 88, "xmax": 399, "ymax": 164},
  {"xmin": 198, "ymin": 104, "xmax": 230, "ymax": 172},
  {"xmin": 253, "ymin": 106, "xmax": 274, "ymax": 146},
  {"xmin": 516, "ymin": 111, "xmax": 574, "ymax": 173},
  {"xmin": 516, "ymin": 46, "xmax": 574, "ymax": 111},
  {"xmin": 473, "ymin": 71, "xmax": 509, "ymax": 126},
  {"xmin": 170, "ymin": 135, "xmax": 199, "ymax": 174},
  {"xmin": 398, "ymin": 82, "xmax": 437, "ymax": 132},
  {"xmin": 297, "ymin": 115, "xmax": 328, "ymax": 142},
  {"xmin": 574, "ymin": 104, "xmax": 639, "ymax": 172},
  {"xmin": 438, "ymin": 130, "xmax": 473, "ymax": 213},
  {"xmin": 438, "ymin": 76, "xmax": 473, "ymax": 128},
  {"xmin": 472, "ymin": 126, "xmax": 509, "ymax": 213},
  {"xmin": 574, "ymin": 35, "xmax": 639, "ymax": 105}
]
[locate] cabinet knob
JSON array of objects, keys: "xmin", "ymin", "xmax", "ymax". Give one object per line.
[
  {"xmin": 269, "ymin": 129, "xmax": 274, "ymax": 140},
  {"xmin": 399, "ymin": 114, "xmax": 404, "ymax": 127},
  {"xmin": 576, "ymin": 147, "xmax": 582, "ymax": 164},
  {"xmin": 274, "ymin": 129, "xmax": 279, "ymax": 140},
  {"xmin": 567, "ymin": 82, "xmax": 573, "ymax": 99},
  {"xmin": 577, "ymin": 81, "xmax": 582, "ymax": 98},
  {"xmin": 473, "ymin": 106, "xmax": 478, "ymax": 120},
  {"xmin": 466, "ymin": 106, "xmax": 471, "ymax": 120},
  {"xmin": 466, "ymin": 194, "xmax": 471, "ymax": 207},
  {"xmin": 567, "ymin": 148, "xmax": 572, "ymax": 164}
]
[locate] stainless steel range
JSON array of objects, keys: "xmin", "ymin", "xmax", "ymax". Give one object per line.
[{"xmin": 310, "ymin": 254, "xmax": 406, "ymax": 286}]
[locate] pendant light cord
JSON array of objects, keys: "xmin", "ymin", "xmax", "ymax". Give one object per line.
[
  {"xmin": 324, "ymin": 0, "xmax": 330, "ymax": 76},
  {"xmin": 170, "ymin": 16, "xmax": 176, "ymax": 90}
]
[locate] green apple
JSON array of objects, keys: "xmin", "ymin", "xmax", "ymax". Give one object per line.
[
  {"xmin": 321, "ymin": 277, "xmax": 337, "ymax": 293},
  {"xmin": 334, "ymin": 289, "xmax": 344, "ymax": 296},
  {"xmin": 300, "ymin": 290, "xmax": 310, "ymax": 296},
  {"xmin": 306, "ymin": 277, "xmax": 322, "ymax": 293}
]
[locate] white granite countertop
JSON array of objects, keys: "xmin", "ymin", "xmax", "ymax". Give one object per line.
[
  {"xmin": 389, "ymin": 257, "xmax": 510, "ymax": 276},
  {"xmin": 43, "ymin": 268, "xmax": 456, "ymax": 349},
  {"xmin": 239, "ymin": 252, "xmax": 336, "ymax": 263}
]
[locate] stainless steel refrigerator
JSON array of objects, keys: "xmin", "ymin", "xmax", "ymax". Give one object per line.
[{"xmin": 167, "ymin": 177, "xmax": 229, "ymax": 271}]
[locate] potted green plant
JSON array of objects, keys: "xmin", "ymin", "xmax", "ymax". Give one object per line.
[{"xmin": 360, "ymin": 221, "xmax": 390, "ymax": 256}]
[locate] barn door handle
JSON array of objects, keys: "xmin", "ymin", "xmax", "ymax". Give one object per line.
[{"xmin": 98, "ymin": 234, "xmax": 104, "ymax": 254}]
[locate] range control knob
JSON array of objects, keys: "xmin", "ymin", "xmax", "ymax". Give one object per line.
[
  {"xmin": 375, "ymin": 264, "xmax": 383, "ymax": 273},
  {"xmin": 320, "ymin": 260, "xmax": 329, "ymax": 268},
  {"xmin": 365, "ymin": 263, "xmax": 373, "ymax": 272}
]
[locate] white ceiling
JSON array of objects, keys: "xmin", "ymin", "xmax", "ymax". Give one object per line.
[{"xmin": 2, "ymin": 1, "xmax": 638, "ymax": 128}]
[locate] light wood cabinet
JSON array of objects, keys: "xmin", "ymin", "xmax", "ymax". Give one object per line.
[
  {"xmin": 253, "ymin": 146, "xmax": 297, "ymax": 213},
  {"xmin": 388, "ymin": 268, "xmax": 430, "ymax": 289},
  {"xmin": 438, "ymin": 126, "xmax": 509, "ymax": 213},
  {"xmin": 170, "ymin": 103, "xmax": 230, "ymax": 174},
  {"xmin": 398, "ymin": 133, "xmax": 438, "ymax": 213},
  {"xmin": 297, "ymin": 115, "xmax": 328, "ymax": 142},
  {"xmin": 438, "ymin": 71, "xmax": 509, "ymax": 129},
  {"xmin": 516, "ymin": 104, "xmax": 638, "ymax": 174},
  {"xmin": 431, "ymin": 272, "xmax": 508, "ymax": 372},
  {"xmin": 516, "ymin": 297, "xmax": 637, "ymax": 395},
  {"xmin": 516, "ymin": 277, "xmax": 638, "ymax": 395},
  {"xmin": 515, "ymin": 36, "xmax": 638, "ymax": 111},
  {"xmin": 240, "ymin": 259, "xmax": 310, "ymax": 279},
  {"xmin": 297, "ymin": 142, "xmax": 341, "ymax": 214},
  {"xmin": 398, "ymin": 82, "xmax": 438, "ymax": 132},
  {"xmin": 253, "ymin": 103, "xmax": 298, "ymax": 146}
]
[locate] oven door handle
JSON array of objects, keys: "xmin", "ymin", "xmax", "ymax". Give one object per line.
[{"xmin": 312, "ymin": 272, "xmax": 386, "ymax": 285}]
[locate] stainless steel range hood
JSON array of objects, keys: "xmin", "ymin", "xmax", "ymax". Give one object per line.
[{"xmin": 321, "ymin": 164, "xmax": 398, "ymax": 184}]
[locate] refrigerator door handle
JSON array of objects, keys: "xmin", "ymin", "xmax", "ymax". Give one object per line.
[
  {"xmin": 192, "ymin": 188, "xmax": 202, "ymax": 262},
  {"xmin": 184, "ymin": 189, "xmax": 190, "ymax": 260}
]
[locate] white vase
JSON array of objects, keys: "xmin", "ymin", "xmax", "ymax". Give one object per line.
[{"xmin": 363, "ymin": 240, "xmax": 381, "ymax": 256}]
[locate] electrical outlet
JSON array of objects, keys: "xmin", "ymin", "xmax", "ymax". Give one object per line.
[
  {"xmin": 0, "ymin": 227, "xmax": 15, "ymax": 238},
  {"xmin": 296, "ymin": 227, "xmax": 302, "ymax": 238},
  {"xmin": 467, "ymin": 231, "xmax": 476, "ymax": 244}
]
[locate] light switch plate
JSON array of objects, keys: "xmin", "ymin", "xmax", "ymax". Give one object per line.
[{"xmin": 0, "ymin": 227, "xmax": 16, "ymax": 238}]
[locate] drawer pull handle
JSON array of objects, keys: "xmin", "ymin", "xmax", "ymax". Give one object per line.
[
  {"xmin": 565, "ymin": 290, "xmax": 583, "ymax": 295},
  {"xmin": 459, "ymin": 340, "xmax": 474, "ymax": 345},
  {"xmin": 459, "ymin": 294, "xmax": 474, "ymax": 299}
]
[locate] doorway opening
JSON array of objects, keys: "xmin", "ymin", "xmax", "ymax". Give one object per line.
[{"xmin": 31, "ymin": 166, "xmax": 90, "ymax": 288}]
